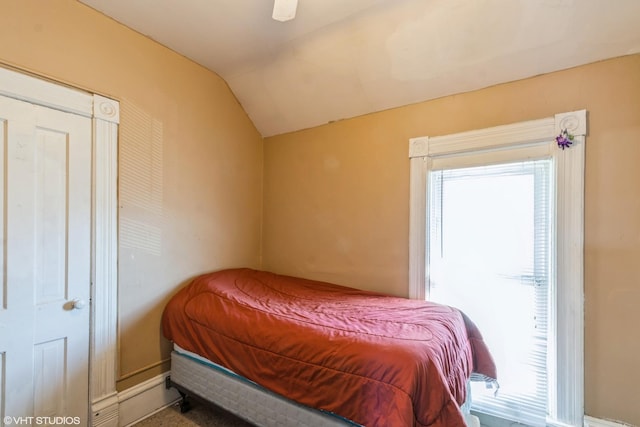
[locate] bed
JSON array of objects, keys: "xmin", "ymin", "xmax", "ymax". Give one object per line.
[{"xmin": 162, "ymin": 268, "xmax": 496, "ymax": 427}]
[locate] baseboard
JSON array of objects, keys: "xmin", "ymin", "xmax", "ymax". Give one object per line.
[
  {"xmin": 475, "ymin": 413, "xmax": 633, "ymax": 427},
  {"xmin": 584, "ymin": 416, "xmax": 635, "ymax": 427},
  {"xmin": 91, "ymin": 393, "xmax": 119, "ymax": 427},
  {"xmin": 118, "ymin": 371, "xmax": 180, "ymax": 427}
]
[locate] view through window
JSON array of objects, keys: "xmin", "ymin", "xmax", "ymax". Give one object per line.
[{"xmin": 428, "ymin": 160, "xmax": 551, "ymax": 426}]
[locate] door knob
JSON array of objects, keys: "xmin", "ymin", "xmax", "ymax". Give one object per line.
[{"xmin": 71, "ymin": 299, "xmax": 87, "ymax": 310}]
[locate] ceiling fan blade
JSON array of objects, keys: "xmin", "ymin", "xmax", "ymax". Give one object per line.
[{"xmin": 272, "ymin": 0, "xmax": 298, "ymax": 22}]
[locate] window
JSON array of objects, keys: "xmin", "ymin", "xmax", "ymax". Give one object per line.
[
  {"xmin": 408, "ymin": 111, "xmax": 586, "ymax": 427},
  {"xmin": 430, "ymin": 160, "xmax": 551, "ymax": 426}
]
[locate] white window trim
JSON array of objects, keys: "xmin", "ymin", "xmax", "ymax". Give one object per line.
[{"xmin": 408, "ymin": 110, "xmax": 586, "ymax": 427}]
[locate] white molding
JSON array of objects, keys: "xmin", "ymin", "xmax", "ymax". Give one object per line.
[
  {"xmin": 0, "ymin": 66, "xmax": 93, "ymax": 117},
  {"xmin": 93, "ymin": 94, "xmax": 120, "ymax": 124},
  {"xmin": 409, "ymin": 110, "xmax": 586, "ymax": 161},
  {"xmin": 91, "ymin": 393, "xmax": 119, "ymax": 427},
  {"xmin": 118, "ymin": 372, "xmax": 180, "ymax": 427},
  {"xmin": 409, "ymin": 136, "xmax": 429, "ymax": 158},
  {"xmin": 409, "ymin": 118, "xmax": 555, "ymax": 159},
  {"xmin": 477, "ymin": 414, "xmax": 632, "ymax": 427},
  {"xmin": 90, "ymin": 96, "xmax": 120, "ymax": 427},
  {"xmin": 555, "ymin": 110, "xmax": 587, "ymax": 137},
  {"xmin": 583, "ymin": 416, "xmax": 634, "ymax": 427},
  {"xmin": 408, "ymin": 156, "xmax": 427, "ymax": 300},
  {"xmin": 408, "ymin": 110, "xmax": 586, "ymax": 426},
  {"xmin": 550, "ymin": 110, "xmax": 586, "ymax": 427}
]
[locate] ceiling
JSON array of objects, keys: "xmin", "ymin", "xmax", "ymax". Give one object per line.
[{"xmin": 79, "ymin": 0, "xmax": 640, "ymax": 137}]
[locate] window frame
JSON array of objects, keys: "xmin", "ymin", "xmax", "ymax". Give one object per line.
[{"xmin": 408, "ymin": 110, "xmax": 586, "ymax": 427}]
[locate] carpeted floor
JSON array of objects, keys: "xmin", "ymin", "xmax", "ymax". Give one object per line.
[
  {"xmin": 135, "ymin": 401, "xmax": 489, "ymax": 427},
  {"xmin": 133, "ymin": 400, "xmax": 254, "ymax": 427}
]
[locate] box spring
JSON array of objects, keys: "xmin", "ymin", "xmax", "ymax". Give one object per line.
[{"xmin": 169, "ymin": 347, "xmax": 361, "ymax": 426}]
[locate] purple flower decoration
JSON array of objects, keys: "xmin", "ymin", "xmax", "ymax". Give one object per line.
[{"xmin": 556, "ymin": 129, "xmax": 575, "ymax": 150}]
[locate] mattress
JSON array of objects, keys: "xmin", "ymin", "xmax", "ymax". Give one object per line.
[
  {"xmin": 171, "ymin": 344, "xmax": 360, "ymax": 426},
  {"xmin": 163, "ymin": 268, "xmax": 496, "ymax": 426}
]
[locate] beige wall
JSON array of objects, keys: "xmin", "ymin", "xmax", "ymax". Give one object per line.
[
  {"xmin": 0, "ymin": 0, "xmax": 263, "ymax": 390},
  {"xmin": 263, "ymin": 55, "xmax": 640, "ymax": 425},
  {"xmin": 3, "ymin": 1, "xmax": 638, "ymax": 424}
]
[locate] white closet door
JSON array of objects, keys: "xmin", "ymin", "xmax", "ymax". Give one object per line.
[{"xmin": 0, "ymin": 94, "xmax": 91, "ymax": 425}]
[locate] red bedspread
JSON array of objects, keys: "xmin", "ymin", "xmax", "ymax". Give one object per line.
[{"xmin": 162, "ymin": 268, "xmax": 496, "ymax": 427}]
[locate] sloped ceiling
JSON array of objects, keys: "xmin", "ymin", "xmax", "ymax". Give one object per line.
[{"xmin": 79, "ymin": 0, "xmax": 640, "ymax": 136}]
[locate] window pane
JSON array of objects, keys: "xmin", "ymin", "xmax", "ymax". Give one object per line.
[{"xmin": 428, "ymin": 160, "xmax": 551, "ymax": 426}]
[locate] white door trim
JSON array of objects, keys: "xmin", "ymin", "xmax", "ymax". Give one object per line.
[
  {"xmin": 90, "ymin": 95, "xmax": 120, "ymax": 427},
  {"xmin": 0, "ymin": 66, "xmax": 120, "ymax": 427}
]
